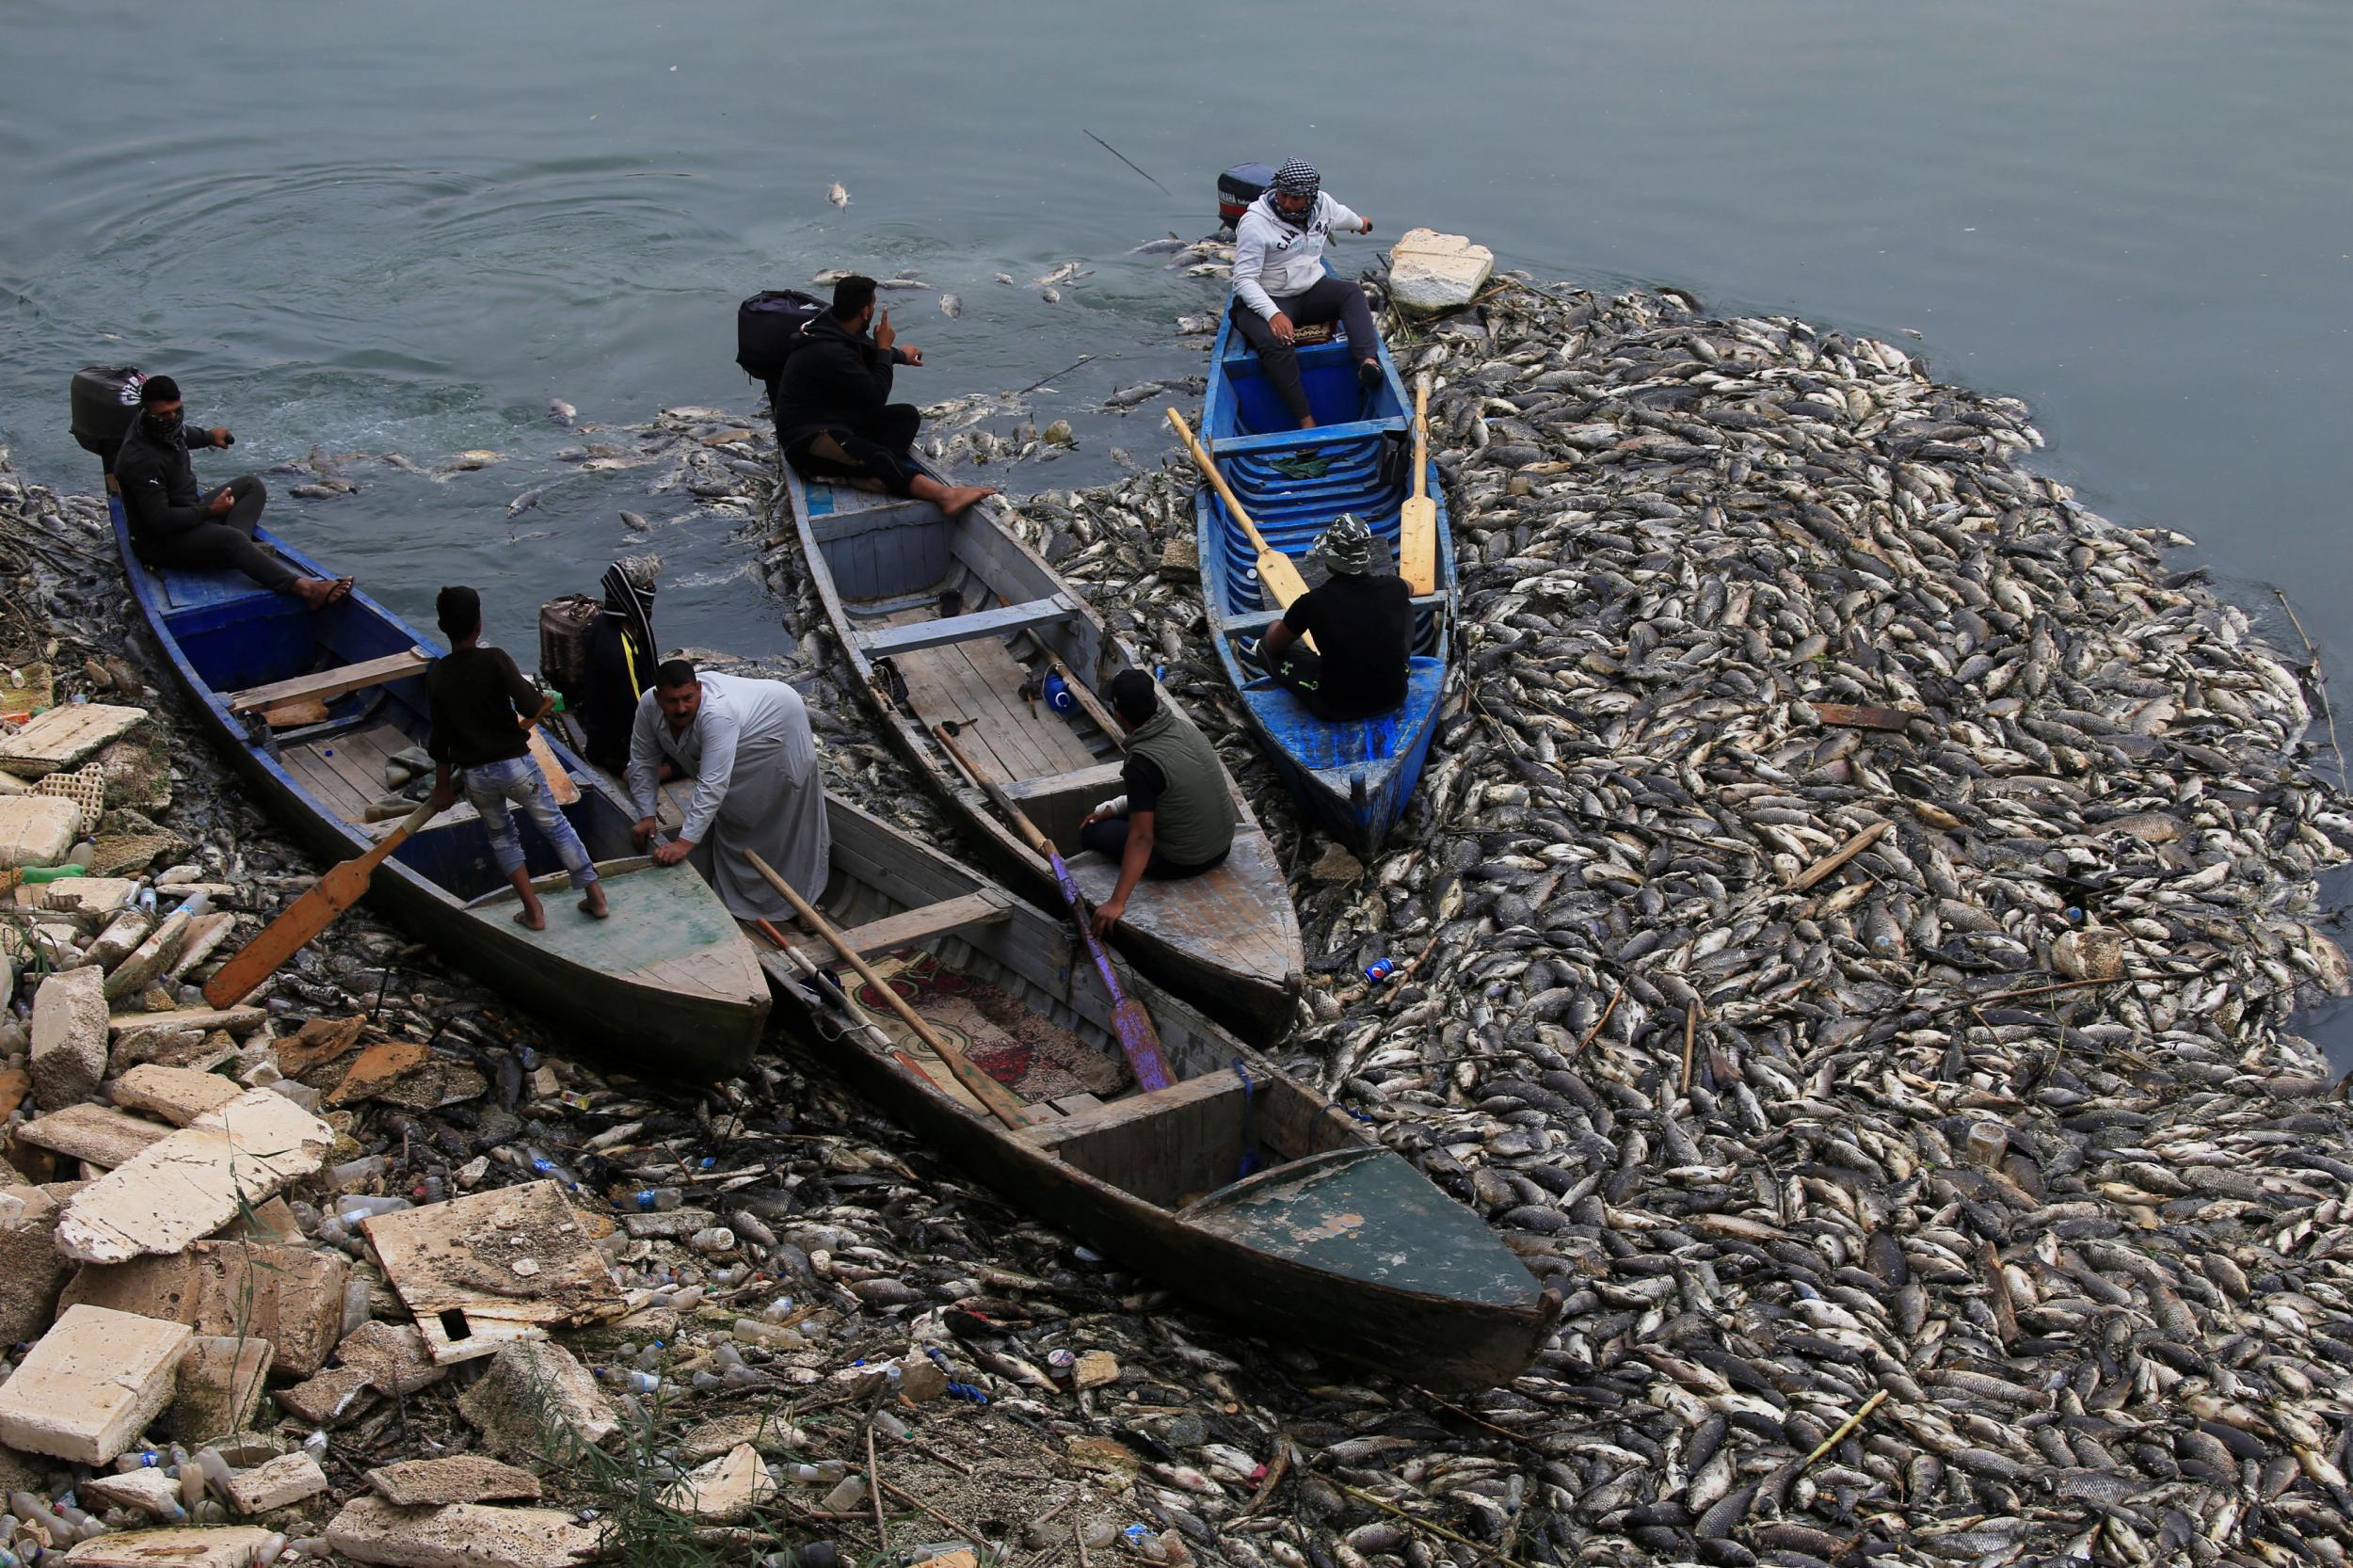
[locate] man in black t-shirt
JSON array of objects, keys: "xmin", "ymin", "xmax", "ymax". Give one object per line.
[
  {"xmin": 1253, "ymin": 513, "xmax": 1413, "ymax": 721},
  {"xmin": 424, "ymin": 586, "xmax": 608, "ymax": 929}
]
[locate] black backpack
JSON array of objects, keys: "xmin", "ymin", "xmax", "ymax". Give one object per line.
[{"xmin": 735, "ymin": 289, "xmax": 827, "ymax": 397}]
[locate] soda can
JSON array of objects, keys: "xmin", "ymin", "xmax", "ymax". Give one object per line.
[{"xmin": 1364, "ymin": 958, "xmax": 1397, "ymax": 985}]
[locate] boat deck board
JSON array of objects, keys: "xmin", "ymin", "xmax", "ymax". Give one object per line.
[
  {"xmin": 472, "ymin": 861, "xmax": 765, "ymax": 1005},
  {"xmin": 872, "ymin": 605, "xmax": 1101, "ymax": 784},
  {"xmin": 280, "ymin": 722, "xmax": 416, "ymax": 823}
]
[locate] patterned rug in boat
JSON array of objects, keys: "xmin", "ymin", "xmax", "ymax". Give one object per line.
[{"xmin": 854, "ymin": 950, "xmax": 1128, "ymax": 1107}]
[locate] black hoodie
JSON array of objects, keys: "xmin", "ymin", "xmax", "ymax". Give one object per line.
[
  {"xmin": 115, "ymin": 415, "xmax": 227, "ymax": 536},
  {"xmin": 770, "ymin": 313, "xmax": 911, "ymax": 451}
]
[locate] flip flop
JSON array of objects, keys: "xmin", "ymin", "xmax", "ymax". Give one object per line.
[{"xmin": 326, "ymin": 577, "xmax": 355, "ymax": 605}]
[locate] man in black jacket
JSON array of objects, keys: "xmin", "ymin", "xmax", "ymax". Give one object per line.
[
  {"xmin": 115, "ymin": 376, "xmax": 348, "ymax": 608},
  {"xmin": 772, "ymin": 276, "xmax": 994, "ymax": 517}
]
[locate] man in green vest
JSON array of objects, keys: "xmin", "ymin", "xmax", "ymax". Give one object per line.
[{"xmin": 1077, "ymin": 669, "xmax": 1238, "ymax": 938}]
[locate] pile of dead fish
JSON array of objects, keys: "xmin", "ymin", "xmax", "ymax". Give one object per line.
[{"xmin": 969, "ymin": 278, "xmax": 2353, "ymax": 1567}]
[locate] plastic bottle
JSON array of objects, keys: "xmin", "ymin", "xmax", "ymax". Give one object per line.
[
  {"xmin": 1042, "ymin": 674, "xmax": 1076, "ymax": 715},
  {"xmin": 616, "ymin": 1369, "xmax": 664, "ymax": 1396},
  {"xmin": 733, "ymin": 1318, "xmax": 808, "ymax": 1351},
  {"xmin": 820, "ymin": 1475, "xmax": 867, "ymax": 1514},
  {"xmin": 617, "ymin": 1187, "xmax": 683, "ymax": 1212},
  {"xmin": 521, "ymin": 1147, "xmax": 583, "ymax": 1191}
]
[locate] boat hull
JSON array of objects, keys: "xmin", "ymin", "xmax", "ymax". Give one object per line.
[
  {"xmin": 110, "ymin": 499, "xmax": 768, "ymax": 1076},
  {"xmin": 759, "ymin": 798, "xmax": 1554, "ymax": 1388}
]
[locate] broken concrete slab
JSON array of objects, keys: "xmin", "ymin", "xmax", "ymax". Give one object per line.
[
  {"xmin": 222, "ymin": 1449, "xmax": 328, "ymax": 1515},
  {"xmin": 0, "ymin": 704, "xmax": 150, "ymax": 779},
  {"xmin": 456, "ymin": 1340, "xmax": 619, "ymax": 1464},
  {"xmin": 15, "ymin": 1102, "xmax": 177, "ymax": 1168},
  {"xmin": 62, "ymin": 1527, "xmax": 280, "ymax": 1568},
  {"xmin": 678, "ymin": 1408, "xmax": 811, "ymax": 1463},
  {"xmin": 217, "ymin": 1193, "xmax": 304, "ymax": 1243},
  {"xmin": 658, "ymin": 1443, "xmax": 775, "ymax": 1522},
  {"xmin": 88, "ymin": 910, "xmax": 154, "ymax": 970},
  {"xmin": 1386, "ymin": 227, "xmax": 1497, "ymax": 315},
  {"xmin": 272, "ymin": 1014, "xmax": 366, "ymax": 1078},
  {"xmin": 0, "ymin": 1303, "xmax": 193, "ymax": 1464},
  {"xmin": 275, "ymin": 1364, "xmax": 376, "ymax": 1428},
  {"xmin": 102, "ymin": 910, "xmax": 192, "ymax": 1002},
  {"xmin": 326, "ymin": 1496, "xmax": 603, "ymax": 1568},
  {"xmin": 0, "ymin": 1181, "xmax": 77, "ymax": 1342},
  {"xmin": 110, "ymin": 1004, "xmax": 267, "ymax": 1055},
  {"xmin": 1073, "ymin": 1348, "xmax": 1122, "ymax": 1391},
  {"xmin": 365, "ymin": 1455, "xmax": 543, "ymax": 1509},
  {"xmin": 336, "ymin": 1320, "xmax": 446, "ymax": 1397},
  {"xmin": 80, "ymin": 1466, "xmax": 189, "ymax": 1521},
  {"xmin": 361, "ymin": 1181, "xmax": 628, "ymax": 1363},
  {"xmin": 166, "ymin": 912, "xmax": 239, "ymax": 981},
  {"xmin": 111, "ymin": 1064, "xmax": 244, "ymax": 1127},
  {"xmin": 0, "ymin": 1066, "xmax": 27, "ymax": 1120},
  {"xmin": 0, "ymin": 795, "xmax": 84, "ymax": 866},
  {"xmin": 56, "ymin": 1088, "xmax": 332, "ymax": 1264},
  {"xmin": 34, "ymin": 876, "xmax": 136, "ymax": 917},
  {"xmin": 325, "ymin": 1040, "xmax": 429, "ymax": 1106},
  {"xmin": 60, "ymin": 1240, "xmax": 350, "ymax": 1378},
  {"xmin": 31, "ymin": 965, "xmax": 111, "ymax": 1109},
  {"xmin": 170, "ymin": 1336, "xmax": 273, "ymax": 1445}
]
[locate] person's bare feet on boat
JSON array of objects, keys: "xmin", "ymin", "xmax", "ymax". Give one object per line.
[
  {"xmin": 938, "ymin": 484, "xmax": 996, "ymax": 518},
  {"xmin": 580, "ymin": 883, "xmax": 609, "ymax": 920},
  {"xmin": 290, "ymin": 576, "xmax": 352, "ymax": 610},
  {"xmin": 512, "ymin": 890, "xmax": 548, "ymax": 931}
]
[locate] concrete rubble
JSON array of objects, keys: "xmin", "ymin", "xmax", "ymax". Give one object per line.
[
  {"xmin": 0, "ymin": 1304, "xmax": 191, "ymax": 1464},
  {"xmin": 326, "ymin": 1496, "xmax": 602, "ymax": 1568}
]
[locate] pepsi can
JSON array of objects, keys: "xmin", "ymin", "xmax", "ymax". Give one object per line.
[{"xmin": 1364, "ymin": 958, "xmax": 1397, "ymax": 985}]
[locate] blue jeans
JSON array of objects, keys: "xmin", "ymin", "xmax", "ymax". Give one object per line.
[{"xmin": 461, "ymin": 756, "xmax": 600, "ymax": 889}]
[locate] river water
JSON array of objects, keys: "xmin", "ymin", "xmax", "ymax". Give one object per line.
[{"xmin": 5, "ymin": 2, "xmax": 2352, "ymax": 1037}]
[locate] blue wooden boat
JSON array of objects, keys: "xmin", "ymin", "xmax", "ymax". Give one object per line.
[
  {"xmin": 108, "ymin": 498, "xmax": 771, "ymax": 1077},
  {"xmin": 1189, "ymin": 286, "xmax": 1458, "ymax": 854}
]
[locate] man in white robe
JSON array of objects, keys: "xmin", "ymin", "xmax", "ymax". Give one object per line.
[{"xmin": 626, "ymin": 661, "xmax": 829, "ymax": 922}]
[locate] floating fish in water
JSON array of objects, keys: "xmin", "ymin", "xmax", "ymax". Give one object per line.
[
  {"xmin": 875, "ymin": 277, "xmax": 928, "ymax": 291},
  {"xmin": 1040, "ymin": 287, "xmax": 1061, "ymax": 304},
  {"xmin": 1128, "ymin": 235, "xmax": 1188, "ymax": 255},
  {"xmin": 994, "ymin": 272, "xmax": 1016, "ymax": 286},
  {"xmin": 826, "ymin": 182, "xmax": 850, "ymax": 208},
  {"xmin": 1033, "ymin": 262, "xmax": 1082, "ymax": 287},
  {"xmin": 505, "ymin": 487, "xmax": 545, "ymax": 517},
  {"xmin": 618, "ymin": 510, "xmax": 649, "ymax": 532},
  {"xmin": 289, "ymin": 482, "xmax": 356, "ymax": 501},
  {"xmin": 1104, "ymin": 381, "xmax": 1162, "ymax": 408},
  {"xmin": 939, "ymin": 294, "xmax": 962, "ymax": 319},
  {"xmin": 548, "ymin": 399, "xmax": 577, "ymax": 427},
  {"xmin": 446, "ymin": 449, "xmax": 503, "ymax": 472},
  {"xmin": 811, "ymin": 268, "xmax": 855, "ymax": 286}
]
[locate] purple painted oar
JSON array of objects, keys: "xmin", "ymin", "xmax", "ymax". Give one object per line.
[{"xmin": 932, "ymin": 724, "xmax": 1172, "ymax": 1092}]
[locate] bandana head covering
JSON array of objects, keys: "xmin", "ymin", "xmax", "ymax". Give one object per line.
[
  {"xmin": 1269, "ymin": 159, "xmax": 1320, "ymax": 227},
  {"xmin": 1313, "ymin": 513, "xmax": 1377, "ymax": 576}
]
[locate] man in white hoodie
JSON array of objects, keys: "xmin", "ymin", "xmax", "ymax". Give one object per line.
[{"xmin": 1230, "ymin": 159, "xmax": 1378, "ymax": 429}]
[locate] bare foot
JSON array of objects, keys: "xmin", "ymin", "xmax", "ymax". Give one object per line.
[
  {"xmin": 938, "ymin": 484, "xmax": 997, "ymax": 519},
  {"xmin": 512, "ymin": 901, "xmax": 547, "ymax": 931},
  {"xmin": 1299, "ymin": 416, "xmax": 1319, "ymax": 430},
  {"xmin": 579, "ymin": 885, "xmax": 609, "ymax": 920},
  {"xmin": 290, "ymin": 577, "xmax": 337, "ymax": 609}
]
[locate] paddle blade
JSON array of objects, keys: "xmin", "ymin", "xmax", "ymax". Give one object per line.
[
  {"xmin": 524, "ymin": 727, "xmax": 579, "ymax": 805},
  {"xmin": 1399, "ymin": 494, "xmax": 1438, "ymax": 596},
  {"xmin": 1254, "ymin": 544, "xmax": 1313, "ymax": 610},
  {"xmin": 201, "ymin": 858, "xmax": 372, "ymax": 1006},
  {"xmin": 1112, "ymin": 997, "xmax": 1173, "ymax": 1091}
]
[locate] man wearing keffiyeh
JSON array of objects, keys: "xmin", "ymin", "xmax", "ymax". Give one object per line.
[{"xmin": 1229, "ymin": 159, "xmax": 1381, "ymax": 428}]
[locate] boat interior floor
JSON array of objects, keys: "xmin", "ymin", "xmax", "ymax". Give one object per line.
[
  {"xmin": 862, "ymin": 600, "xmax": 1109, "ymax": 786},
  {"xmin": 276, "ymin": 720, "xmax": 482, "ymax": 836}
]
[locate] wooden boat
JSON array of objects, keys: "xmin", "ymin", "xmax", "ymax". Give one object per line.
[
  {"xmin": 753, "ymin": 794, "xmax": 1558, "ymax": 1387},
  {"xmin": 782, "ymin": 456, "xmax": 1303, "ymax": 1038},
  {"xmin": 108, "ymin": 498, "xmax": 770, "ymax": 1076},
  {"xmin": 1188, "ymin": 285, "xmax": 1460, "ymax": 854}
]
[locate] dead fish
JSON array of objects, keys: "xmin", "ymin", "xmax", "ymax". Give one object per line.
[
  {"xmin": 618, "ymin": 510, "xmax": 649, "ymax": 532},
  {"xmin": 1041, "ymin": 287, "xmax": 1061, "ymax": 305},
  {"xmin": 446, "ymin": 449, "xmax": 503, "ymax": 472},
  {"xmin": 939, "ymin": 293, "xmax": 962, "ymax": 319},
  {"xmin": 826, "ymin": 182, "xmax": 850, "ymax": 208},
  {"xmin": 506, "ymin": 487, "xmax": 546, "ymax": 517},
  {"xmin": 1105, "ymin": 382, "xmax": 1161, "ymax": 408},
  {"xmin": 548, "ymin": 399, "xmax": 577, "ymax": 427},
  {"xmin": 1128, "ymin": 235, "xmax": 1188, "ymax": 255},
  {"xmin": 993, "ymin": 271, "xmax": 1016, "ymax": 286},
  {"xmin": 811, "ymin": 268, "xmax": 855, "ymax": 286}
]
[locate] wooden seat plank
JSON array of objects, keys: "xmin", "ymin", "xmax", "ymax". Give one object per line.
[
  {"xmin": 786, "ymin": 889, "xmax": 1013, "ymax": 966},
  {"xmin": 226, "ymin": 648, "xmax": 430, "ymax": 715},
  {"xmin": 856, "ymin": 596, "xmax": 1078, "ymax": 659}
]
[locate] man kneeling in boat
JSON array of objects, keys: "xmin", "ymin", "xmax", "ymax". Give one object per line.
[
  {"xmin": 424, "ymin": 586, "xmax": 608, "ymax": 929},
  {"xmin": 626, "ymin": 661, "xmax": 831, "ymax": 923},
  {"xmin": 115, "ymin": 375, "xmax": 350, "ymax": 609},
  {"xmin": 1252, "ymin": 513, "xmax": 1412, "ymax": 722},
  {"xmin": 1077, "ymin": 669, "xmax": 1237, "ymax": 938},
  {"xmin": 1231, "ymin": 159, "xmax": 1379, "ymax": 430},
  {"xmin": 772, "ymin": 274, "xmax": 995, "ymax": 518}
]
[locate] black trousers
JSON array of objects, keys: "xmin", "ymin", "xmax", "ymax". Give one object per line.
[
  {"xmin": 1231, "ymin": 275, "xmax": 1381, "ymax": 424},
  {"xmin": 786, "ymin": 405, "xmax": 922, "ymax": 498},
  {"xmin": 130, "ymin": 476, "xmax": 298, "ymax": 593},
  {"xmin": 1078, "ymin": 816, "xmax": 1228, "ymax": 880}
]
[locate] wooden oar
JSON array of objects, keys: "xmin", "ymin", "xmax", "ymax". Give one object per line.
[
  {"xmin": 929, "ymin": 725, "xmax": 1173, "ymax": 1092},
  {"xmin": 1165, "ymin": 408, "xmax": 1317, "ymax": 653},
  {"xmin": 203, "ymin": 799, "xmax": 440, "ymax": 1006},
  {"xmin": 744, "ymin": 852, "xmax": 1032, "ymax": 1129},
  {"xmin": 1399, "ymin": 373, "xmax": 1437, "ymax": 595},
  {"xmin": 523, "ymin": 723, "xmax": 580, "ymax": 806}
]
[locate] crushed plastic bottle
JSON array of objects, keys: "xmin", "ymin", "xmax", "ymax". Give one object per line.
[{"xmin": 615, "ymin": 1186, "xmax": 682, "ymax": 1212}]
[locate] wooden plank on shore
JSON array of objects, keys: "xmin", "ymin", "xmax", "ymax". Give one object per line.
[
  {"xmin": 1788, "ymin": 821, "xmax": 1890, "ymax": 892},
  {"xmin": 225, "ymin": 649, "xmax": 428, "ymax": 715},
  {"xmin": 1809, "ymin": 701, "xmax": 1919, "ymax": 732}
]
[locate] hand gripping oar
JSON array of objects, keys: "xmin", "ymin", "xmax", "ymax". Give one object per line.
[
  {"xmin": 744, "ymin": 854, "xmax": 1032, "ymax": 1129},
  {"xmin": 204, "ymin": 798, "xmax": 440, "ymax": 1006},
  {"xmin": 928, "ymin": 724, "xmax": 1173, "ymax": 1092},
  {"xmin": 1398, "ymin": 372, "xmax": 1438, "ymax": 596},
  {"xmin": 1165, "ymin": 407, "xmax": 1316, "ymax": 653}
]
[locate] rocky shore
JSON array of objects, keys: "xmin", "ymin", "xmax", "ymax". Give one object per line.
[{"xmin": 0, "ymin": 261, "xmax": 2350, "ymax": 1568}]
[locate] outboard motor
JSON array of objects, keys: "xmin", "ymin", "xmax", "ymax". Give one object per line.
[{"xmin": 1217, "ymin": 162, "xmax": 1273, "ymax": 236}]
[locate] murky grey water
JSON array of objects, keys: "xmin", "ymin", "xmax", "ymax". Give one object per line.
[{"xmin": 5, "ymin": 1, "xmax": 2351, "ymax": 1054}]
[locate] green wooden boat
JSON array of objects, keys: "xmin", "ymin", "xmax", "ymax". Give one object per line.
[{"xmin": 754, "ymin": 795, "xmax": 1560, "ymax": 1387}]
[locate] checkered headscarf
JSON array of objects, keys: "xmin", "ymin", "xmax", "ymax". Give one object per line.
[
  {"xmin": 1270, "ymin": 159, "xmax": 1320, "ymax": 225},
  {"xmin": 1314, "ymin": 513, "xmax": 1377, "ymax": 576}
]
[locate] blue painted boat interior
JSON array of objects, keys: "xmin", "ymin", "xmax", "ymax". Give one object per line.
[{"xmin": 110, "ymin": 496, "xmax": 638, "ymax": 904}]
